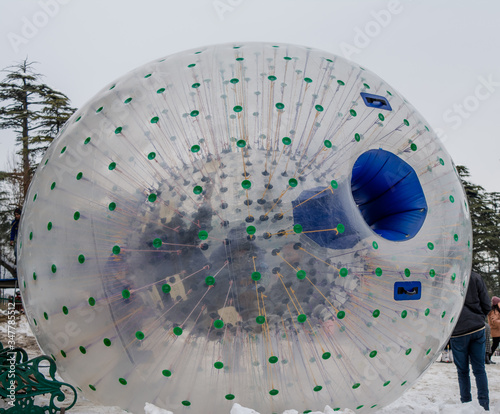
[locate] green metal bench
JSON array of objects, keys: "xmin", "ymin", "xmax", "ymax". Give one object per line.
[{"xmin": 0, "ymin": 342, "xmax": 77, "ymax": 413}]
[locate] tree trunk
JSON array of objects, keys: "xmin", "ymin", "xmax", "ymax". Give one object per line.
[{"xmin": 22, "ymin": 76, "xmax": 30, "ymax": 199}]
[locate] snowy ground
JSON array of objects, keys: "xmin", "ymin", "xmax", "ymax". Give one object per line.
[{"xmin": 1, "ymin": 312, "xmax": 499, "ymax": 413}]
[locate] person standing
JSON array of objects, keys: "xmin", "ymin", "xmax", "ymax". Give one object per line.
[
  {"xmin": 450, "ymin": 270, "xmax": 491, "ymax": 411},
  {"xmin": 487, "ymin": 296, "xmax": 500, "ymax": 363},
  {"xmin": 9, "ymin": 207, "xmax": 21, "ymax": 263}
]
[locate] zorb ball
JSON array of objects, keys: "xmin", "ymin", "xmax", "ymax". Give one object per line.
[{"xmin": 18, "ymin": 42, "xmax": 471, "ymax": 414}]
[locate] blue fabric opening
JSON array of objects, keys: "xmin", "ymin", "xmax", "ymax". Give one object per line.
[{"xmin": 351, "ymin": 149, "xmax": 427, "ymax": 241}]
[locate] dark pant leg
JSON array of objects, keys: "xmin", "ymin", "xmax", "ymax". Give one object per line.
[
  {"xmin": 491, "ymin": 337, "xmax": 500, "ymax": 356},
  {"xmin": 469, "ymin": 329, "xmax": 489, "ymax": 411},
  {"xmin": 450, "ymin": 335, "xmax": 472, "ymax": 404}
]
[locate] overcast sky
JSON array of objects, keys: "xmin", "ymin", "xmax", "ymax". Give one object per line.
[{"xmin": 1, "ymin": 0, "xmax": 499, "ymax": 192}]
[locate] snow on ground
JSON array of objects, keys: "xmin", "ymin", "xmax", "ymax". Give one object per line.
[{"xmin": 1, "ymin": 313, "xmax": 499, "ymax": 413}]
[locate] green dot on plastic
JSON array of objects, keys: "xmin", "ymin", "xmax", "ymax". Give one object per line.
[
  {"xmin": 350, "ymin": 109, "xmax": 357, "ymax": 117},
  {"xmin": 372, "ymin": 309, "xmax": 380, "ymax": 318},
  {"xmin": 340, "ymin": 268, "xmax": 348, "ymax": 277},
  {"xmin": 236, "ymin": 139, "xmax": 246, "ymax": 148},
  {"xmin": 156, "ymin": 88, "xmax": 165, "ymax": 94},
  {"xmin": 401, "ymin": 310, "xmax": 408, "ymax": 319},
  {"xmin": 352, "ymin": 383, "xmax": 360, "ymax": 389},
  {"xmin": 119, "ymin": 378, "xmax": 127, "ymax": 385},
  {"xmin": 242, "ymin": 180, "xmax": 251, "ymax": 189},
  {"xmin": 122, "ymin": 289, "xmax": 130, "ymax": 299},
  {"xmin": 153, "ymin": 238, "xmax": 162, "ymax": 248},
  {"xmin": 372, "ymin": 241, "xmax": 378, "ymax": 249},
  {"xmin": 112, "ymin": 245, "xmax": 121, "ymax": 255},
  {"xmin": 324, "ymin": 140, "xmax": 332, "ymax": 148},
  {"xmin": 268, "ymin": 75, "xmax": 277, "ymax": 81},
  {"xmin": 337, "ymin": 223, "xmax": 345, "ymax": 233},
  {"xmin": 304, "ymin": 77, "xmax": 312, "ymax": 83},
  {"xmin": 293, "ymin": 224, "xmax": 303, "ymax": 234},
  {"xmin": 251, "ymin": 272, "xmax": 261, "ymax": 281},
  {"xmin": 269, "ymin": 356, "xmax": 278, "ymax": 364},
  {"xmin": 313, "ymin": 385, "xmax": 323, "ymax": 392},
  {"xmin": 115, "ymin": 127, "xmax": 122, "ymax": 134},
  {"xmin": 148, "ymin": 152, "xmax": 156, "ymax": 160},
  {"xmin": 269, "ymin": 389, "xmax": 279, "ymax": 396},
  {"xmin": 214, "ymin": 319, "xmax": 224, "ymax": 329},
  {"xmin": 378, "ymin": 113, "xmax": 385, "ymax": 121},
  {"xmin": 331, "ymin": 180, "xmax": 338, "ymax": 189},
  {"xmin": 429, "ymin": 269, "xmax": 436, "ymax": 277},
  {"xmin": 108, "ymin": 202, "xmax": 116, "ymax": 211},
  {"xmin": 322, "ymin": 352, "xmax": 331, "ymax": 360},
  {"xmin": 297, "ymin": 270, "xmax": 306, "ymax": 280},
  {"xmin": 315, "ymin": 105, "xmax": 324, "ymax": 112},
  {"xmin": 275, "ymin": 103, "xmax": 285, "ymax": 110},
  {"xmin": 173, "ymin": 326, "xmax": 183, "ymax": 336},
  {"xmin": 76, "ymin": 172, "xmax": 83, "ymax": 180},
  {"xmin": 427, "ymin": 242, "xmax": 434, "ymax": 250},
  {"xmin": 214, "ymin": 362, "xmax": 224, "ymax": 369},
  {"xmin": 150, "ymin": 116, "xmax": 159, "ymax": 124},
  {"xmin": 191, "ymin": 144, "xmax": 201, "ymax": 153},
  {"xmin": 410, "ymin": 143, "xmax": 417, "ymax": 151},
  {"xmin": 193, "ymin": 185, "xmax": 203, "ymax": 194},
  {"xmin": 404, "ymin": 119, "xmax": 410, "ymax": 126},
  {"xmin": 78, "ymin": 254, "xmax": 85, "ymax": 264},
  {"xmin": 404, "ymin": 268, "xmax": 410, "ymax": 277},
  {"xmin": 297, "ymin": 314, "xmax": 307, "ymax": 323},
  {"xmin": 225, "ymin": 394, "xmax": 235, "ymax": 400},
  {"xmin": 337, "ymin": 311, "xmax": 345, "ymax": 319},
  {"xmin": 108, "ymin": 162, "xmax": 116, "ymax": 170},
  {"xmin": 135, "ymin": 331, "xmax": 145, "ymax": 340},
  {"xmin": 74, "ymin": 211, "xmax": 80, "ymax": 220},
  {"xmin": 233, "ymin": 105, "xmax": 243, "ymax": 113},
  {"xmin": 282, "ymin": 136, "xmax": 292, "ymax": 145},
  {"xmin": 61, "ymin": 350, "xmax": 67, "ymax": 358},
  {"xmin": 192, "ymin": 83, "xmax": 200, "ymax": 88},
  {"xmin": 289, "ymin": 178, "xmax": 298, "ymax": 187},
  {"xmin": 162, "ymin": 284, "xmax": 171, "ymax": 294},
  {"xmin": 148, "ymin": 193, "xmax": 157, "ymax": 202},
  {"xmin": 198, "ymin": 230, "xmax": 208, "ymax": 240},
  {"xmin": 246, "ymin": 226, "xmax": 256, "ymax": 235},
  {"xmin": 162, "ymin": 369, "xmax": 172, "ymax": 377},
  {"xmin": 369, "ymin": 350, "xmax": 377, "ymax": 358},
  {"xmin": 205, "ymin": 276, "xmax": 215, "ymax": 286},
  {"xmin": 425, "ymin": 308, "xmax": 430, "ymax": 316},
  {"xmin": 103, "ymin": 338, "xmax": 111, "ymax": 347},
  {"xmin": 256, "ymin": 315, "xmax": 265, "ymax": 324},
  {"xmin": 62, "ymin": 306, "xmax": 68, "ymax": 315},
  {"xmin": 337, "ymin": 80, "xmax": 345, "ymax": 85},
  {"xmin": 190, "ymin": 110, "xmax": 199, "ymax": 117},
  {"xmin": 124, "ymin": 98, "xmax": 132, "ymax": 104},
  {"xmin": 79, "ymin": 346, "xmax": 86, "ymax": 354},
  {"xmin": 51, "ymin": 182, "xmax": 56, "ymax": 190},
  {"xmin": 51, "ymin": 264, "xmax": 57, "ymax": 274}
]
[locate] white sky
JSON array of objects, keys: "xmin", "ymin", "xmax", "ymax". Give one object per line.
[{"xmin": 1, "ymin": 0, "xmax": 499, "ymax": 192}]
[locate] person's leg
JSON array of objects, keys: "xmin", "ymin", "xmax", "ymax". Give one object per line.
[
  {"xmin": 470, "ymin": 329, "xmax": 489, "ymax": 411},
  {"xmin": 491, "ymin": 337, "xmax": 500, "ymax": 357},
  {"xmin": 450, "ymin": 335, "xmax": 472, "ymax": 404}
]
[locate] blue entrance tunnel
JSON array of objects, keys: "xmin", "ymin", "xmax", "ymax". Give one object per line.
[
  {"xmin": 292, "ymin": 149, "xmax": 427, "ymax": 249},
  {"xmin": 351, "ymin": 149, "xmax": 427, "ymax": 241}
]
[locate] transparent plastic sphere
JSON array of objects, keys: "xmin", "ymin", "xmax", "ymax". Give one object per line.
[{"xmin": 18, "ymin": 42, "xmax": 471, "ymax": 414}]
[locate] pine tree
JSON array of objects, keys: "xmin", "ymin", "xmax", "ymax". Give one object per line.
[
  {"xmin": 0, "ymin": 59, "xmax": 76, "ymax": 277},
  {"xmin": 0, "ymin": 59, "xmax": 75, "ymax": 198},
  {"xmin": 457, "ymin": 165, "xmax": 500, "ymax": 294}
]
